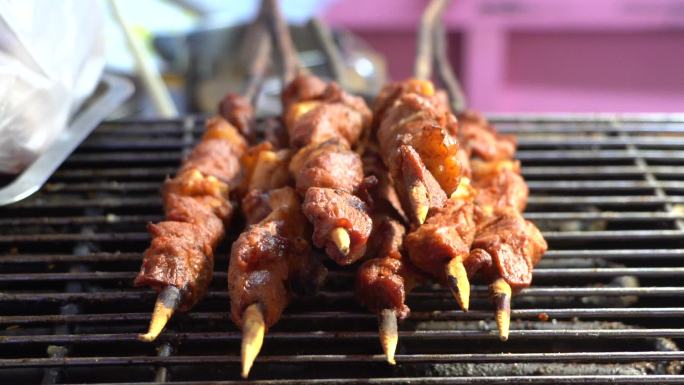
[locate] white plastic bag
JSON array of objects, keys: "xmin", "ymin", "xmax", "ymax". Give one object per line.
[{"xmin": 0, "ymin": 0, "xmax": 105, "ymax": 174}]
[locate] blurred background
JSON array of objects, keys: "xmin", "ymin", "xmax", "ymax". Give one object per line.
[{"xmin": 105, "ymin": 0, "xmax": 684, "ymax": 116}]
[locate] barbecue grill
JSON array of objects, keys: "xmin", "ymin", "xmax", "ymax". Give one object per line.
[{"xmin": 1, "ymin": 113, "xmax": 684, "ymax": 384}]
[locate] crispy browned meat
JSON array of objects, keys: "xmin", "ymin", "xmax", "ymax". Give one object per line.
[
  {"xmin": 397, "ymin": 145, "xmax": 448, "ymax": 224},
  {"xmin": 458, "ymin": 110, "xmax": 516, "ymax": 161},
  {"xmin": 262, "ymin": 117, "xmax": 290, "ymax": 149},
  {"xmin": 290, "ymin": 138, "xmax": 364, "ymax": 196},
  {"xmin": 466, "ymin": 210, "xmax": 547, "ymax": 290},
  {"xmin": 218, "ymin": 93, "xmax": 256, "ymax": 142},
  {"xmin": 354, "ymin": 146, "xmax": 426, "ymax": 319},
  {"xmin": 281, "ymin": 75, "xmax": 374, "ymax": 266},
  {"xmin": 373, "ymin": 79, "xmax": 448, "ymax": 126},
  {"xmin": 137, "ymin": 221, "xmax": 216, "ymax": 311},
  {"xmin": 281, "ymin": 73, "xmax": 327, "ymax": 109},
  {"xmin": 356, "ymin": 256, "xmax": 422, "ymax": 320},
  {"xmin": 374, "ymin": 80, "xmax": 467, "ymax": 226},
  {"xmin": 283, "ymin": 75, "xmax": 371, "ymax": 149},
  {"xmin": 472, "ymin": 160, "xmax": 528, "ymax": 220},
  {"xmin": 405, "ymin": 195, "xmax": 477, "ymax": 280},
  {"xmin": 302, "ymin": 187, "xmax": 372, "ymax": 265},
  {"xmin": 181, "ymin": 117, "xmax": 248, "ymax": 187},
  {"xmin": 229, "ymin": 221, "xmax": 290, "ymax": 328},
  {"xmin": 229, "ymin": 187, "xmax": 325, "ymax": 328},
  {"xmin": 361, "ymin": 148, "xmax": 406, "ymax": 221},
  {"xmin": 365, "ymin": 216, "xmax": 406, "ymax": 261},
  {"xmin": 135, "ymin": 117, "xmax": 246, "ymax": 310}
]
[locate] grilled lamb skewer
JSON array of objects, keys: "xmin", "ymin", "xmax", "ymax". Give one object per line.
[
  {"xmin": 136, "ymin": 8, "xmax": 272, "ymax": 342},
  {"xmin": 355, "ymin": 148, "xmax": 424, "ymax": 364},
  {"xmin": 456, "ymin": 112, "xmax": 547, "ymax": 341},
  {"xmin": 282, "ymin": 74, "xmax": 375, "ymax": 265},
  {"xmin": 230, "ymin": 183, "xmax": 324, "ymax": 377},
  {"xmin": 373, "ymin": 78, "xmax": 475, "ymax": 311},
  {"xmin": 135, "ymin": 113, "xmax": 248, "ymax": 342}
]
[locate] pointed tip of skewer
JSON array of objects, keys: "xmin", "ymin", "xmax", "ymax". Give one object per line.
[
  {"xmin": 378, "ymin": 309, "xmax": 398, "ymax": 365},
  {"xmin": 241, "ymin": 303, "xmax": 266, "ymax": 378},
  {"xmin": 490, "ymin": 278, "xmax": 512, "ymax": 342},
  {"xmin": 409, "ymin": 184, "xmax": 429, "ymax": 225},
  {"xmin": 445, "ymin": 258, "xmax": 470, "ymax": 311},
  {"xmin": 138, "ymin": 286, "xmax": 181, "ymax": 342},
  {"xmin": 330, "ymin": 227, "xmax": 351, "ymax": 256}
]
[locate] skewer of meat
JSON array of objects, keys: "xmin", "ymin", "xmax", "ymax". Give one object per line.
[
  {"xmin": 284, "ymin": 76, "xmax": 374, "ymax": 265},
  {"xmin": 230, "ymin": 182, "xmax": 324, "ymax": 377},
  {"xmin": 458, "ymin": 118, "xmax": 547, "ymax": 341},
  {"xmin": 355, "ymin": 147, "xmax": 424, "ymax": 364},
  {"xmin": 135, "ymin": 110, "xmax": 249, "ymax": 342},
  {"xmin": 134, "ymin": 14, "xmax": 271, "ymax": 342},
  {"xmin": 360, "ymin": 1, "xmax": 473, "ymax": 361},
  {"xmin": 426, "ymin": 10, "xmax": 547, "ymax": 340},
  {"xmin": 263, "ymin": 0, "xmax": 374, "ymax": 265},
  {"xmin": 375, "ymin": 86, "xmax": 472, "ymax": 310},
  {"xmin": 235, "ymin": 1, "xmax": 362, "ymax": 375}
]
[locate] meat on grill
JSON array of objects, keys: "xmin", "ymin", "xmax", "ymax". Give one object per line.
[
  {"xmin": 355, "ymin": 148, "xmax": 421, "ymax": 317},
  {"xmin": 302, "ymin": 187, "xmax": 372, "ymax": 265},
  {"xmin": 406, "ymin": 190, "xmax": 477, "ymax": 282},
  {"xmin": 458, "ymin": 110, "xmax": 517, "ymax": 161},
  {"xmin": 135, "ymin": 114, "xmax": 248, "ymax": 311},
  {"xmin": 219, "ymin": 93, "xmax": 256, "ymax": 142},
  {"xmin": 373, "ymin": 79, "xmax": 466, "ymax": 224},
  {"xmin": 467, "ymin": 209, "xmax": 547, "ymax": 290},
  {"xmin": 289, "ymin": 138, "xmax": 364, "ymax": 196},
  {"xmin": 229, "ymin": 186, "xmax": 323, "ymax": 328},
  {"xmin": 471, "ymin": 159, "xmax": 529, "ymax": 220},
  {"xmin": 283, "ymin": 74, "xmax": 374, "ymax": 265},
  {"xmin": 283, "ymin": 74, "xmax": 371, "ymax": 149}
]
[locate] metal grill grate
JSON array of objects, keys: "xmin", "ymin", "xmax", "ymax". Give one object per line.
[{"xmin": 1, "ymin": 115, "xmax": 684, "ymax": 384}]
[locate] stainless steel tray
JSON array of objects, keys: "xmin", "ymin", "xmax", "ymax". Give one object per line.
[{"xmin": 0, "ymin": 73, "xmax": 133, "ymax": 206}]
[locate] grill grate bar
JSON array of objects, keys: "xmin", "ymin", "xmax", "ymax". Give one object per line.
[
  {"xmin": 3, "ymin": 211, "xmax": 682, "ymax": 228},
  {"xmin": 3, "ymin": 287, "xmax": 684, "ymax": 303},
  {"xmin": 2, "ymin": 351, "xmax": 684, "ymax": 368},
  {"xmin": 59, "ymin": 149, "xmax": 684, "ymax": 164},
  {"xmin": 48, "ymin": 375, "xmax": 684, "ymax": 384},
  {"xmin": 1, "ymin": 267, "xmax": 682, "ymax": 282},
  {"xmin": 8, "ymin": 195, "xmax": 684, "ymax": 210},
  {"xmin": 0, "ymin": 249, "xmax": 682, "ymax": 264},
  {"xmin": 1, "ymin": 229, "xmax": 681, "ymax": 243},
  {"xmin": 3, "ymin": 329, "xmax": 684, "ymax": 345},
  {"xmin": 1, "ymin": 308, "xmax": 684, "ymax": 325},
  {"xmin": 21, "ymin": 180, "xmax": 684, "ymax": 194}
]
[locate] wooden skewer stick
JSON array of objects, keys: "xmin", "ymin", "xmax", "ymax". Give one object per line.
[
  {"xmin": 490, "ymin": 277, "xmax": 512, "ymax": 341},
  {"xmin": 445, "ymin": 256, "xmax": 470, "ymax": 311},
  {"xmin": 138, "ymin": 285, "xmax": 181, "ymax": 342},
  {"xmin": 415, "ymin": 0, "xmax": 449, "ymax": 80},
  {"xmin": 263, "ymin": 0, "xmax": 305, "ymax": 84},
  {"xmin": 242, "ymin": 16, "xmax": 272, "ymax": 105},
  {"xmin": 378, "ymin": 309, "xmax": 399, "ymax": 365},
  {"xmin": 432, "ymin": 16, "xmax": 466, "ymax": 113},
  {"xmin": 329, "ymin": 227, "xmax": 351, "ymax": 256},
  {"xmin": 241, "ymin": 303, "xmax": 266, "ymax": 378}
]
